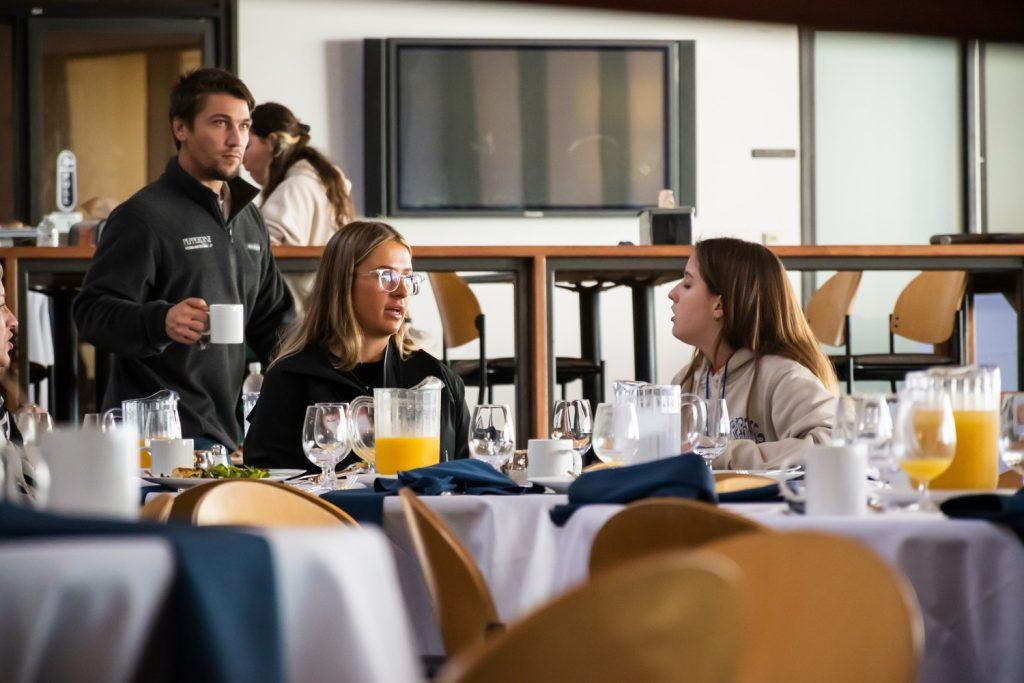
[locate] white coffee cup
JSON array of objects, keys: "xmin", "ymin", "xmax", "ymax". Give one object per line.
[
  {"xmin": 209, "ymin": 303, "xmax": 244, "ymax": 344},
  {"xmin": 150, "ymin": 438, "xmax": 195, "ymax": 476},
  {"xmin": 526, "ymin": 438, "xmax": 575, "ymax": 478},
  {"xmin": 779, "ymin": 444, "xmax": 867, "ymax": 516},
  {"xmin": 39, "ymin": 425, "xmax": 139, "ymax": 519}
]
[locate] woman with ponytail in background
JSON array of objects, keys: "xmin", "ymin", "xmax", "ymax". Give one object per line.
[{"xmin": 244, "ymin": 102, "xmax": 355, "ymax": 311}]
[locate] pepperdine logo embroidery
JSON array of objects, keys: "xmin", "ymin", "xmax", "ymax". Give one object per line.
[
  {"xmin": 182, "ymin": 235, "xmax": 213, "ymax": 251},
  {"xmin": 246, "ymin": 242, "xmax": 260, "ymax": 252}
]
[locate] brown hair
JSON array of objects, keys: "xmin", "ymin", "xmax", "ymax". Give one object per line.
[
  {"xmin": 251, "ymin": 102, "xmax": 355, "ymax": 229},
  {"xmin": 678, "ymin": 237, "xmax": 837, "ymax": 394},
  {"xmin": 168, "ymin": 68, "xmax": 255, "ymax": 151},
  {"xmin": 272, "ymin": 221, "xmax": 417, "ymax": 370}
]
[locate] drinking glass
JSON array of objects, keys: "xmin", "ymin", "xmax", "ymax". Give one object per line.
[
  {"xmin": 300, "ymin": 405, "xmax": 324, "ymax": 492},
  {"xmin": 468, "ymin": 404, "xmax": 515, "ymax": 470},
  {"xmin": 999, "ymin": 393, "xmax": 1024, "ymax": 488},
  {"xmin": 835, "ymin": 394, "xmax": 894, "ymax": 482},
  {"xmin": 591, "ymin": 402, "xmax": 639, "ymax": 465},
  {"xmin": 81, "ymin": 413, "xmax": 103, "ymax": 430},
  {"xmin": 313, "ymin": 403, "xmax": 351, "ymax": 491},
  {"xmin": 16, "ymin": 411, "xmax": 53, "ymax": 445},
  {"xmin": 893, "ymin": 389, "xmax": 956, "ymax": 510},
  {"xmin": 101, "ymin": 408, "xmax": 123, "ymax": 433},
  {"xmin": 694, "ymin": 399, "xmax": 729, "ymax": 469},
  {"xmin": 551, "ymin": 399, "xmax": 592, "ymax": 474},
  {"xmin": 142, "ymin": 407, "xmax": 181, "ymax": 468}
]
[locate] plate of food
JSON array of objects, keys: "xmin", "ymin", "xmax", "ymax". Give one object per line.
[{"xmin": 141, "ymin": 465, "xmax": 303, "ymax": 489}]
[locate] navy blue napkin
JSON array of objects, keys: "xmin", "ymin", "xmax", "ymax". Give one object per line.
[
  {"xmin": 323, "ymin": 459, "xmax": 543, "ymax": 525},
  {"xmin": 549, "ymin": 453, "xmax": 716, "ymax": 526},
  {"xmin": 940, "ymin": 488, "xmax": 1024, "ymax": 543},
  {"xmin": 0, "ymin": 503, "xmax": 283, "ymax": 683}
]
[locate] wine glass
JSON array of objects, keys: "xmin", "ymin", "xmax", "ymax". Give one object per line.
[
  {"xmin": 836, "ymin": 394, "xmax": 895, "ymax": 482},
  {"xmin": 591, "ymin": 402, "xmax": 639, "ymax": 465},
  {"xmin": 1000, "ymin": 394, "xmax": 1024, "ymax": 489},
  {"xmin": 893, "ymin": 389, "xmax": 956, "ymax": 510},
  {"xmin": 81, "ymin": 413, "xmax": 103, "ymax": 430},
  {"xmin": 694, "ymin": 399, "xmax": 729, "ymax": 469},
  {"xmin": 15, "ymin": 411, "xmax": 53, "ymax": 445},
  {"xmin": 551, "ymin": 399, "xmax": 592, "ymax": 475},
  {"xmin": 348, "ymin": 401, "xmax": 376, "ymax": 473},
  {"xmin": 468, "ymin": 404, "xmax": 515, "ymax": 470},
  {"xmin": 313, "ymin": 403, "xmax": 351, "ymax": 491},
  {"xmin": 679, "ymin": 398, "xmax": 705, "ymax": 454}
]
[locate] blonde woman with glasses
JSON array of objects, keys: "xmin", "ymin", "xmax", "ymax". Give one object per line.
[{"xmin": 244, "ymin": 221, "xmax": 470, "ymax": 471}]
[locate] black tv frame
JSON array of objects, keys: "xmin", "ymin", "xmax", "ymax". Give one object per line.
[{"xmin": 364, "ymin": 38, "xmax": 695, "ymax": 218}]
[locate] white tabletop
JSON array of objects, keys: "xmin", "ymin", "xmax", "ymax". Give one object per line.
[
  {"xmin": 381, "ymin": 495, "xmax": 1024, "ymax": 683},
  {"xmin": 0, "ymin": 525, "xmax": 421, "ymax": 683}
]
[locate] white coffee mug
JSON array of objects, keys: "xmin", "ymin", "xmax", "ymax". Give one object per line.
[
  {"xmin": 779, "ymin": 444, "xmax": 867, "ymax": 516},
  {"xmin": 39, "ymin": 425, "xmax": 139, "ymax": 519},
  {"xmin": 209, "ymin": 303, "xmax": 244, "ymax": 344},
  {"xmin": 150, "ymin": 437, "xmax": 195, "ymax": 476},
  {"xmin": 526, "ymin": 439, "xmax": 575, "ymax": 478}
]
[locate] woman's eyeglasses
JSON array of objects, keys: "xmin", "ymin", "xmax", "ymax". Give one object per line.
[{"xmin": 363, "ymin": 268, "xmax": 425, "ymax": 295}]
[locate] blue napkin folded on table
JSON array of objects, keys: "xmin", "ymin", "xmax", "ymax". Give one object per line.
[
  {"xmin": 0, "ymin": 503, "xmax": 283, "ymax": 683},
  {"xmin": 322, "ymin": 458, "xmax": 543, "ymax": 525},
  {"xmin": 940, "ymin": 488, "xmax": 1024, "ymax": 543},
  {"xmin": 549, "ymin": 453, "xmax": 717, "ymax": 526}
]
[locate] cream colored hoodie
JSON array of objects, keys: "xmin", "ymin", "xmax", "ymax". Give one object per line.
[
  {"xmin": 672, "ymin": 348, "xmax": 835, "ymax": 469},
  {"xmin": 258, "ymin": 159, "xmax": 353, "ymax": 311}
]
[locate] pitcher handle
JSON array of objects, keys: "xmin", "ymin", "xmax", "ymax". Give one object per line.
[{"xmin": 349, "ymin": 396, "xmax": 373, "ymax": 456}]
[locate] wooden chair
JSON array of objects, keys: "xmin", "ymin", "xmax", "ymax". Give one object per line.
[
  {"xmin": 398, "ymin": 488, "xmax": 503, "ymax": 659},
  {"xmin": 429, "ymin": 272, "xmax": 605, "ymax": 403},
  {"xmin": 853, "ymin": 271, "xmax": 967, "ymax": 392},
  {"xmin": 438, "ymin": 550, "xmax": 749, "ymax": 683},
  {"xmin": 998, "ymin": 469, "xmax": 1023, "ymax": 489},
  {"xmin": 139, "ymin": 492, "xmax": 175, "ymax": 523},
  {"xmin": 701, "ymin": 530, "xmax": 923, "ymax": 683},
  {"xmin": 168, "ymin": 480, "xmax": 358, "ymax": 527},
  {"xmin": 805, "ymin": 271, "xmax": 862, "ymax": 393},
  {"xmin": 588, "ymin": 497, "xmax": 766, "ymax": 576}
]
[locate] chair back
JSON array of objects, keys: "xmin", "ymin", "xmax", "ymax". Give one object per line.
[
  {"xmin": 399, "ymin": 488, "xmax": 502, "ymax": 657},
  {"xmin": 429, "ymin": 272, "xmax": 483, "ymax": 349},
  {"xmin": 806, "ymin": 271, "xmax": 862, "ymax": 346},
  {"xmin": 891, "ymin": 271, "xmax": 966, "ymax": 344},
  {"xmin": 588, "ymin": 497, "xmax": 766, "ymax": 575},
  {"xmin": 168, "ymin": 480, "xmax": 358, "ymax": 527},
  {"xmin": 139, "ymin": 492, "xmax": 175, "ymax": 523},
  {"xmin": 439, "ymin": 551, "xmax": 748, "ymax": 683},
  {"xmin": 702, "ymin": 530, "xmax": 923, "ymax": 683}
]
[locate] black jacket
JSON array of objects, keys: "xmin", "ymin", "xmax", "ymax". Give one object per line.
[
  {"xmin": 244, "ymin": 340, "xmax": 471, "ymax": 471},
  {"xmin": 73, "ymin": 157, "xmax": 295, "ymax": 450}
]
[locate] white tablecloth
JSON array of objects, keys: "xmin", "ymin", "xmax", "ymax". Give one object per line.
[
  {"xmin": 381, "ymin": 496, "xmax": 1024, "ymax": 683},
  {"xmin": 0, "ymin": 526, "xmax": 421, "ymax": 683}
]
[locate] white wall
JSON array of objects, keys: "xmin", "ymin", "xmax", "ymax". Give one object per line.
[{"xmin": 238, "ymin": 0, "xmax": 801, "ymax": 414}]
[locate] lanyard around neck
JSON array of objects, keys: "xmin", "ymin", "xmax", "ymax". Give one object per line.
[{"xmin": 705, "ymin": 353, "xmax": 732, "ymax": 402}]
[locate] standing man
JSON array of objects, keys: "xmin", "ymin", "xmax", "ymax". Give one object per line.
[{"xmin": 74, "ymin": 68, "xmax": 294, "ymax": 451}]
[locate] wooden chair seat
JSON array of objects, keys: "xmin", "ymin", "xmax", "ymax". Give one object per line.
[
  {"xmin": 168, "ymin": 480, "xmax": 358, "ymax": 527},
  {"xmin": 439, "ymin": 551, "xmax": 749, "ymax": 683},
  {"xmin": 588, "ymin": 497, "xmax": 766, "ymax": 576}
]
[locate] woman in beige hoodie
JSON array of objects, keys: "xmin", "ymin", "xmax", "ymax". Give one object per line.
[
  {"xmin": 243, "ymin": 102, "xmax": 355, "ymax": 311},
  {"xmin": 669, "ymin": 237, "xmax": 836, "ymax": 469}
]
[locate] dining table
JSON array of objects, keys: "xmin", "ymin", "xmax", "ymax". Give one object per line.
[
  {"xmin": 0, "ymin": 518, "xmax": 421, "ymax": 683},
  {"xmin": 366, "ymin": 493, "xmax": 1024, "ymax": 683}
]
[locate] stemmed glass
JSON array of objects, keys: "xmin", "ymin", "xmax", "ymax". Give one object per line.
[
  {"xmin": 835, "ymin": 394, "xmax": 895, "ymax": 482},
  {"xmin": 893, "ymin": 389, "xmax": 956, "ymax": 510},
  {"xmin": 15, "ymin": 411, "xmax": 53, "ymax": 445},
  {"xmin": 551, "ymin": 399, "xmax": 592, "ymax": 475},
  {"xmin": 312, "ymin": 403, "xmax": 351, "ymax": 492},
  {"xmin": 591, "ymin": 402, "xmax": 639, "ymax": 465},
  {"xmin": 999, "ymin": 394, "xmax": 1024, "ymax": 489},
  {"xmin": 694, "ymin": 399, "xmax": 729, "ymax": 469},
  {"xmin": 468, "ymin": 404, "xmax": 516, "ymax": 470}
]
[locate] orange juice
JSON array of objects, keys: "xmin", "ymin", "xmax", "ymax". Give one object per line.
[
  {"xmin": 375, "ymin": 436, "xmax": 440, "ymax": 475},
  {"xmin": 932, "ymin": 410, "xmax": 999, "ymax": 490},
  {"xmin": 899, "ymin": 457, "xmax": 953, "ymax": 482},
  {"xmin": 139, "ymin": 438, "xmax": 151, "ymax": 469}
]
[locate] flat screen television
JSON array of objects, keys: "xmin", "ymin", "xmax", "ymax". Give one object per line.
[{"xmin": 364, "ymin": 39, "xmax": 695, "ymax": 216}]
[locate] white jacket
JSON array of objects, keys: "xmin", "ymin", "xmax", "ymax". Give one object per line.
[
  {"xmin": 258, "ymin": 159, "xmax": 352, "ymax": 311},
  {"xmin": 672, "ymin": 348, "xmax": 835, "ymax": 469}
]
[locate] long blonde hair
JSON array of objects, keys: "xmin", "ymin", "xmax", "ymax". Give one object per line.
[
  {"xmin": 272, "ymin": 221, "xmax": 418, "ymax": 370},
  {"xmin": 678, "ymin": 237, "xmax": 837, "ymax": 394}
]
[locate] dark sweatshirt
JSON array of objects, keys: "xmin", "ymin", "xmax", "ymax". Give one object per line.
[
  {"xmin": 244, "ymin": 340, "xmax": 471, "ymax": 472},
  {"xmin": 73, "ymin": 157, "xmax": 294, "ymax": 450}
]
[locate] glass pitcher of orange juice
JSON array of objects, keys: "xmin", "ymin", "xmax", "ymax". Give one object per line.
[
  {"xmin": 906, "ymin": 366, "xmax": 1000, "ymax": 490},
  {"xmin": 350, "ymin": 379, "xmax": 442, "ymax": 475},
  {"xmin": 117, "ymin": 390, "xmax": 181, "ymax": 469}
]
